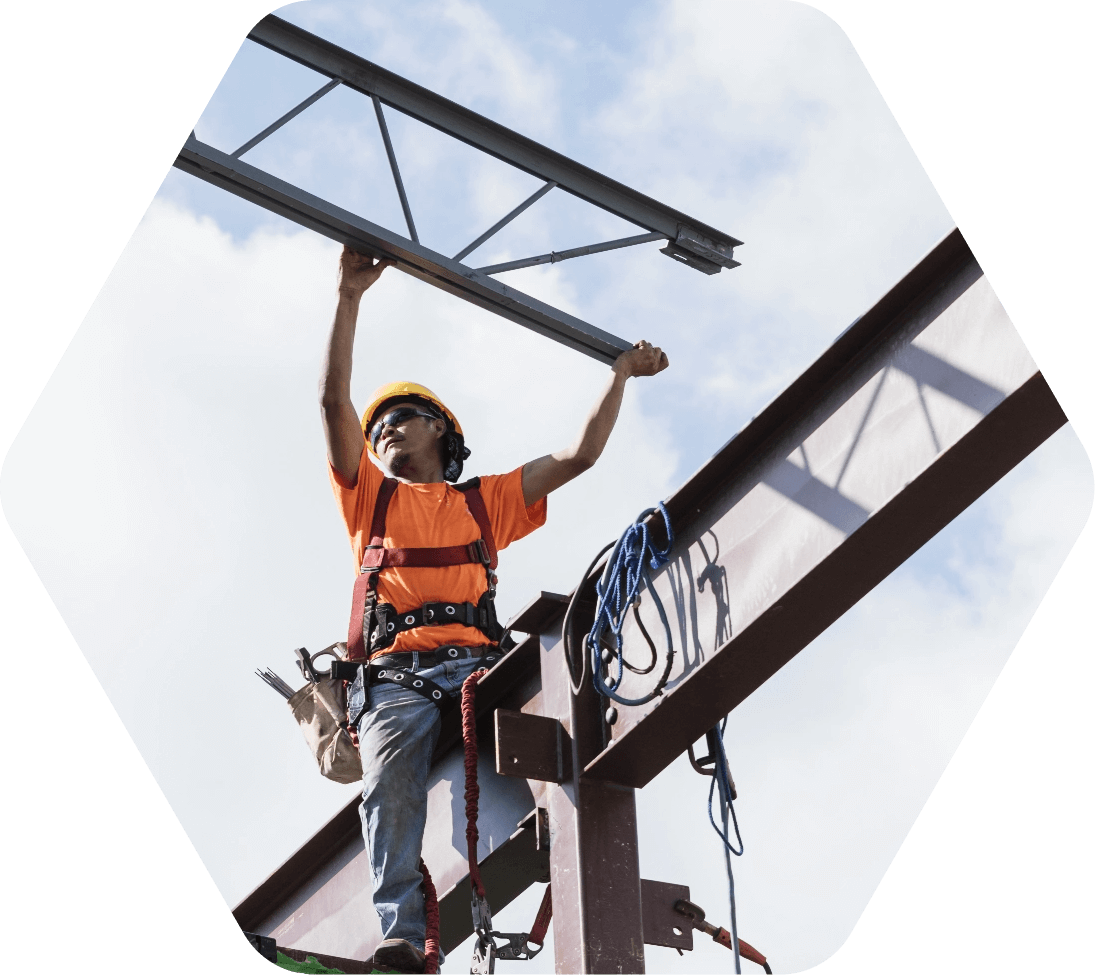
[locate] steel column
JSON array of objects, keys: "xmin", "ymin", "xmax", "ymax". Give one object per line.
[{"xmin": 540, "ymin": 612, "xmax": 645, "ymax": 974}]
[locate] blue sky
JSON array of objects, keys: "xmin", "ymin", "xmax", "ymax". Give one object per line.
[{"xmin": 2, "ymin": 2, "xmax": 1091, "ymax": 972}]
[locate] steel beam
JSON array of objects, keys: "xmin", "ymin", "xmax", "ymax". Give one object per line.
[
  {"xmin": 175, "ymin": 136, "xmax": 631, "ymax": 364},
  {"xmin": 246, "ymin": 15, "xmax": 742, "ymax": 270},
  {"xmin": 580, "ymin": 228, "xmax": 1066, "ymax": 788}
]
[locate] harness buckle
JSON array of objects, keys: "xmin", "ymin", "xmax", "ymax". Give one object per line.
[
  {"xmin": 360, "ymin": 544, "xmax": 385, "ymax": 574},
  {"xmin": 423, "ymin": 602, "xmax": 447, "ymax": 624},
  {"xmin": 467, "ymin": 539, "xmax": 491, "ymax": 565}
]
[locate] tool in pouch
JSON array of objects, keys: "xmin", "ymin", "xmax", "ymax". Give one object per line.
[{"xmin": 281, "ymin": 643, "xmax": 363, "ymax": 785}]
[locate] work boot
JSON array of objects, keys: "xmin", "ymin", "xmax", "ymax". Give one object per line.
[{"xmin": 372, "ymin": 938, "xmax": 427, "ymax": 974}]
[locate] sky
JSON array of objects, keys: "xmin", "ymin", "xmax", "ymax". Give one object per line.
[{"xmin": 1, "ymin": 2, "xmax": 1093, "ymax": 974}]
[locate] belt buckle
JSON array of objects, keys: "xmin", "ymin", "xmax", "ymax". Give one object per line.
[{"xmin": 467, "ymin": 539, "xmax": 490, "ymax": 565}]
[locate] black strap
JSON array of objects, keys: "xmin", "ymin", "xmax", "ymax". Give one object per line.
[
  {"xmin": 367, "ymin": 594, "xmax": 501, "ymax": 654},
  {"xmin": 369, "ymin": 665, "xmax": 452, "ymax": 710},
  {"xmin": 340, "ymin": 651, "xmax": 506, "ymax": 723},
  {"xmin": 366, "ymin": 651, "xmax": 504, "ymax": 710}
]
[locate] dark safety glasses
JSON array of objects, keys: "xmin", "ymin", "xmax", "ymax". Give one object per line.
[{"xmin": 368, "ymin": 407, "xmax": 440, "ymax": 449}]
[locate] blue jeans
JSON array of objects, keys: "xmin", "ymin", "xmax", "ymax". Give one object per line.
[{"xmin": 347, "ymin": 652, "xmax": 489, "ymax": 959}]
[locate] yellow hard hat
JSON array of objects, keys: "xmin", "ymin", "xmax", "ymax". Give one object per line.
[{"xmin": 361, "ymin": 381, "xmax": 464, "ymax": 455}]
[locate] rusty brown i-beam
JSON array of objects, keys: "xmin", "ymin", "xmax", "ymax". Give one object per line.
[{"xmin": 234, "ymin": 228, "xmax": 1064, "ymax": 972}]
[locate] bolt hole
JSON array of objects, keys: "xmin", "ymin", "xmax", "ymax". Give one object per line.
[{"xmin": 673, "ymin": 927, "xmax": 683, "ymax": 937}]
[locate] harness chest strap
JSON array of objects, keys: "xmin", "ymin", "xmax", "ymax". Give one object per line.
[{"xmin": 346, "ymin": 476, "xmax": 500, "ymax": 661}]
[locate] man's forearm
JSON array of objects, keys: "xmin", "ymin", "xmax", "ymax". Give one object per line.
[
  {"xmin": 320, "ymin": 290, "xmax": 362, "ymax": 407},
  {"xmin": 321, "ymin": 248, "xmax": 390, "ymax": 481},
  {"xmin": 520, "ymin": 340, "xmax": 666, "ymax": 505},
  {"xmin": 563, "ymin": 367, "xmax": 629, "ymax": 468}
]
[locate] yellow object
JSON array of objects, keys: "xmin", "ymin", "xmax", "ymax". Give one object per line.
[{"xmin": 361, "ymin": 381, "xmax": 463, "ymax": 456}]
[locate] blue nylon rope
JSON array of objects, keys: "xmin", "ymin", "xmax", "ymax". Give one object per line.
[
  {"xmin": 588, "ymin": 503, "xmax": 676, "ymax": 707},
  {"xmin": 707, "ymin": 719, "xmax": 744, "ymax": 974}
]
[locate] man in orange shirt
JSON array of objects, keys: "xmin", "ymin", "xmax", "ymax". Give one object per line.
[{"xmin": 321, "ymin": 247, "xmax": 667, "ymax": 972}]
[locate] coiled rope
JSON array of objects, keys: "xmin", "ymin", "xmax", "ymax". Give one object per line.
[{"xmin": 566, "ymin": 503, "xmax": 676, "ymax": 707}]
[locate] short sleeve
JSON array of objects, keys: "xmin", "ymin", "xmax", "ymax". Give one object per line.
[
  {"xmin": 328, "ymin": 448, "xmax": 385, "ymax": 554},
  {"xmin": 478, "ymin": 465, "xmax": 547, "ymax": 551}
]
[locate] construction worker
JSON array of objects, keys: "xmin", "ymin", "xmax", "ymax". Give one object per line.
[{"xmin": 320, "ymin": 246, "xmax": 668, "ymax": 973}]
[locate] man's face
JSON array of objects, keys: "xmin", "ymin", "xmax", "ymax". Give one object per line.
[{"xmin": 370, "ymin": 400, "xmax": 445, "ymax": 474}]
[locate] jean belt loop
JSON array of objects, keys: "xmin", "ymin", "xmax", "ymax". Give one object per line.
[{"xmin": 411, "ymin": 650, "xmax": 419, "ymax": 672}]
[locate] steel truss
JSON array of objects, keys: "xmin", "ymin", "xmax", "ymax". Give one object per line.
[{"xmin": 174, "ymin": 14, "xmax": 743, "ymax": 364}]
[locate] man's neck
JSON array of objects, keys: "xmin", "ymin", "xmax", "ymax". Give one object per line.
[{"xmin": 389, "ymin": 456, "xmax": 445, "ymax": 484}]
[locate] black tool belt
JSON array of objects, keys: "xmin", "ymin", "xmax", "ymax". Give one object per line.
[{"xmin": 367, "ymin": 593, "xmax": 501, "ymax": 654}]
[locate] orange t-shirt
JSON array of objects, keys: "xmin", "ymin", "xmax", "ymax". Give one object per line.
[{"xmin": 329, "ymin": 450, "xmax": 547, "ymax": 656}]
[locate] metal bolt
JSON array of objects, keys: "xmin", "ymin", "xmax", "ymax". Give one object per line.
[
  {"xmin": 601, "ymin": 648, "xmax": 613, "ymax": 664},
  {"xmin": 605, "ymin": 706, "xmax": 618, "ymax": 726}
]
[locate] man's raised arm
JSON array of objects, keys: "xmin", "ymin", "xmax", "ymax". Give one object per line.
[
  {"xmin": 521, "ymin": 340, "xmax": 669, "ymax": 506},
  {"xmin": 319, "ymin": 246, "xmax": 391, "ymax": 483}
]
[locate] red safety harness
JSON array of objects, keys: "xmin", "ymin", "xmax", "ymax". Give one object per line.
[
  {"xmin": 347, "ymin": 476, "xmax": 503, "ymax": 663},
  {"xmin": 346, "ymin": 476, "xmax": 552, "ymax": 973}
]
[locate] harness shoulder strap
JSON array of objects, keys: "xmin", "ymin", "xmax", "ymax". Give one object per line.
[
  {"xmin": 368, "ymin": 477, "xmax": 398, "ymax": 552},
  {"xmin": 454, "ymin": 480, "xmax": 497, "ymax": 571},
  {"xmin": 348, "ymin": 477, "xmax": 398, "ymax": 661},
  {"xmin": 360, "ymin": 477, "xmax": 492, "ymax": 571}
]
